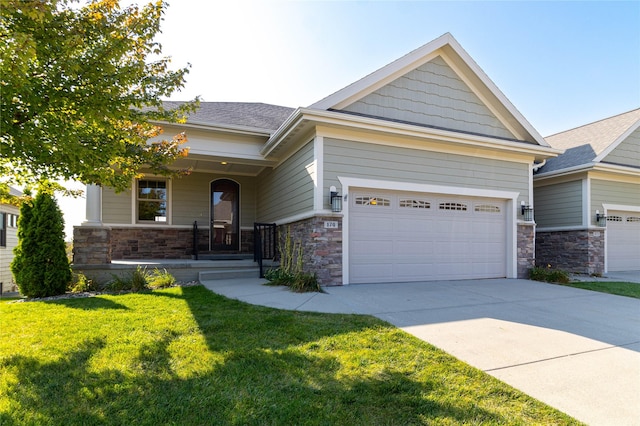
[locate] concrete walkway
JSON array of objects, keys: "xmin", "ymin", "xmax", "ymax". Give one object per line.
[{"xmin": 202, "ymin": 277, "xmax": 640, "ymax": 426}]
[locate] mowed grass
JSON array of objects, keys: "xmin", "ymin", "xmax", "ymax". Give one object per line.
[
  {"xmin": 0, "ymin": 285, "xmax": 580, "ymax": 425},
  {"xmin": 562, "ymin": 281, "xmax": 640, "ymax": 299}
]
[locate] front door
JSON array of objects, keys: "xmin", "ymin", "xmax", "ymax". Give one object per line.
[{"xmin": 211, "ymin": 179, "xmax": 239, "ymax": 251}]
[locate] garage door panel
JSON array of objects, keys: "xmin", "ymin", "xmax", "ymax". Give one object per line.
[
  {"xmin": 607, "ymin": 211, "xmax": 640, "ymax": 271},
  {"xmin": 350, "ymin": 190, "xmax": 507, "ymax": 284}
]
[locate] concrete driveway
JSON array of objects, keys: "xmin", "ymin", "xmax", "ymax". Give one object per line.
[{"xmin": 202, "ymin": 278, "xmax": 640, "ymax": 425}]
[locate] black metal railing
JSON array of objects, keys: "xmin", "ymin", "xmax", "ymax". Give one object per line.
[
  {"xmin": 193, "ymin": 221, "xmax": 199, "ymax": 260},
  {"xmin": 254, "ymin": 222, "xmax": 277, "ymax": 278}
]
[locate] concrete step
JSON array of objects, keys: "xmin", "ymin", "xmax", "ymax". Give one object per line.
[{"xmin": 199, "ymin": 268, "xmax": 260, "ymax": 281}]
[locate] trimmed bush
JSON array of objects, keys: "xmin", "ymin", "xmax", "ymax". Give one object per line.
[
  {"xmin": 11, "ymin": 190, "xmax": 71, "ymax": 298},
  {"xmin": 529, "ymin": 266, "xmax": 570, "ymax": 284}
]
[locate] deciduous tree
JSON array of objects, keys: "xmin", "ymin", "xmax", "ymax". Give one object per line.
[{"xmin": 1, "ymin": 0, "xmax": 197, "ymax": 192}]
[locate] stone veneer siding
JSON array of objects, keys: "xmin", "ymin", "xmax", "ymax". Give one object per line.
[
  {"xmin": 517, "ymin": 223, "xmax": 535, "ymax": 279},
  {"xmin": 280, "ymin": 216, "xmax": 343, "ymax": 286},
  {"xmin": 73, "ymin": 226, "xmax": 112, "ymax": 264},
  {"xmin": 74, "ymin": 226, "xmax": 253, "ymax": 263},
  {"xmin": 535, "ymin": 229, "xmax": 605, "ymax": 275}
]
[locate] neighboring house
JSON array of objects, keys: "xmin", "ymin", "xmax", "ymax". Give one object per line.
[
  {"xmin": 73, "ymin": 33, "xmax": 559, "ymax": 285},
  {"xmin": 0, "ymin": 187, "xmax": 21, "ymax": 294},
  {"xmin": 534, "ymin": 109, "xmax": 640, "ymax": 275}
]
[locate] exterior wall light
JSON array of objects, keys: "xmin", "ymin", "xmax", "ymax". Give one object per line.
[
  {"xmin": 520, "ymin": 201, "xmax": 533, "ymax": 222},
  {"xmin": 596, "ymin": 210, "xmax": 607, "ymax": 227},
  {"xmin": 330, "ymin": 186, "xmax": 342, "ymax": 213}
]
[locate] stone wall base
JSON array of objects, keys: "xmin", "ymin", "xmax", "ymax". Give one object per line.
[
  {"xmin": 73, "ymin": 226, "xmax": 254, "ymax": 263},
  {"xmin": 517, "ymin": 223, "xmax": 535, "ymax": 279},
  {"xmin": 535, "ymin": 229, "xmax": 605, "ymax": 275},
  {"xmin": 279, "ymin": 216, "xmax": 343, "ymax": 286}
]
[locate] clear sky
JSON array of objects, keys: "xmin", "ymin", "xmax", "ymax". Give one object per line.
[{"xmin": 59, "ymin": 0, "xmax": 640, "ymax": 239}]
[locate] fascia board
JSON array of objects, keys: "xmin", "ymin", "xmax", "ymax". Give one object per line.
[
  {"xmin": 593, "ymin": 119, "xmax": 640, "ymax": 163},
  {"xmin": 284, "ymin": 109, "xmax": 560, "ymax": 160},
  {"xmin": 150, "ymin": 120, "xmax": 273, "ymax": 137},
  {"xmin": 440, "ymin": 39, "xmax": 549, "ymax": 148},
  {"xmin": 534, "ymin": 162, "xmax": 640, "ymax": 181},
  {"xmin": 309, "ymin": 33, "xmax": 452, "ymax": 110}
]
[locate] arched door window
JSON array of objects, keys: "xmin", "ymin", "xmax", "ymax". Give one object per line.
[{"xmin": 210, "ymin": 179, "xmax": 239, "ymax": 251}]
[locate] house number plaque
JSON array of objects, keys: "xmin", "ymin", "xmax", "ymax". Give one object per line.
[{"xmin": 324, "ymin": 221, "xmax": 339, "ymax": 229}]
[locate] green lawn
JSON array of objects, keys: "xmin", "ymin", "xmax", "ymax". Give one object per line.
[
  {"xmin": 0, "ymin": 285, "xmax": 580, "ymax": 425},
  {"xmin": 562, "ymin": 281, "xmax": 640, "ymax": 299}
]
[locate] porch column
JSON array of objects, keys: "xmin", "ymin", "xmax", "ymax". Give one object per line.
[{"xmin": 82, "ymin": 184, "xmax": 102, "ymax": 225}]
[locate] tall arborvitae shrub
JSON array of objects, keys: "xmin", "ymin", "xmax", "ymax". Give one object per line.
[
  {"xmin": 11, "ymin": 193, "xmax": 34, "ymax": 291},
  {"xmin": 12, "ymin": 191, "xmax": 71, "ymax": 297}
]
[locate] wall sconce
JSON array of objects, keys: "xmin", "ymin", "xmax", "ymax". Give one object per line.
[
  {"xmin": 330, "ymin": 186, "xmax": 342, "ymax": 213},
  {"xmin": 520, "ymin": 201, "xmax": 533, "ymax": 222},
  {"xmin": 596, "ymin": 210, "xmax": 607, "ymax": 227}
]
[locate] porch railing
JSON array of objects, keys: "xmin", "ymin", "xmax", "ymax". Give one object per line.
[
  {"xmin": 254, "ymin": 222, "xmax": 277, "ymax": 278},
  {"xmin": 193, "ymin": 221, "xmax": 199, "ymax": 260}
]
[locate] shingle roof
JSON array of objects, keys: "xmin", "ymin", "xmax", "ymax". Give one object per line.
[
  {"xmin": 537, "ymin": 108, "xmax": 640, "ymax": 174},
  {"xmin": 162, "ymin": 101, "xmax": 295, "ymax": 133}
]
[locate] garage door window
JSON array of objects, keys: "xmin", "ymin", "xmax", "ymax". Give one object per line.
[
  {"xmin": 627, "ymin": 217, "xmax": 640, "ymax": 223},
  {"xmin": 475, "ymin": 204, "xmax": 501, "ymax": 213},
  {"xmin": 607, "ymin": 215, "xmax": 622, "ymax": 222},
  {"xmin": 355, "ymin": 196, "xmax": 390, "ymax": 207},
  {"xmin": 439, "ymin": 202, "xmax": 467, "ymax": 211},
  {"xmin": 399, "ymin": 199, "xmax": 431, "ymax": 209}
]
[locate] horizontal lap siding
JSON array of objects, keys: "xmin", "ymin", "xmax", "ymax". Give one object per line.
[
  {"xmin": 102, "ymin": 187, "xmax": 133, "ymax": 224},
  {"xmin": 172, "ymin": 173, "xmax": 257, "ymax": 227},
  {"xmin": 592, "ymin": 180, "xmax": 640, "ymax": 212},
  {"xmin": 534, "ymin": 180, "xmax": 583, "ymax": 227},
  {"xmin": 341, "ymin": 56, "xmax": 515, "ymax": 140},
  {"xmin": 324, "ymin": 138, "xmax": 528, "ymax": 198},
  {"xmin": 603, "ymin": 128, "xmax": 640, "ymax": 168},
  {"xmin": 257, "ymin": 141, "xmax": 315, "ymax": 223}
]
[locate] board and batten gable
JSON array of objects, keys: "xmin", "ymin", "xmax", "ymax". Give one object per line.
[
  {"xmin": 602, "ymin": 127, "xmax": 640, "ymax": 168},
  {"xmin": 340, "ymin": 56, "xmax": 516, "ymax": 141},
  {"xmin": 533, "ymin": 179, "xmax": 583, "ymax": 228},
  {"xmin": 256, "ymin": 140, "xmax": 315, "ymax": 223},
  {"xmin": 323, "ymin": 138, "xmax": 530, "ymax": 201}
]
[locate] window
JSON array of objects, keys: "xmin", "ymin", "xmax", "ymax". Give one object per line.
[
  {"xmin": 137, "ymin": 179, "xmax": 168, "ymax": 222},
  {"xmin": 355, "ymin": 196, "xmax": 390, "ymax": 207},
  {"xmin": 607, "ymin": 215, "xmax": 622, "ymax": 222},
  {"xmin": 0, "ymin": 212, "xmax": 5, "ymax": 247},
  {"xmin": 475, "ymin": 204, "xmax": 501, "ymax": 213},
  {"xmin": 439, "ymin": 202, "xmax": 467, "ymax": 211},
  {"xmin": 399, "ymin": 199, "xmax": 431, "ymax": 209},
  {"xmin": 626, "ymin": 216, "xmax": 640, "ymax": 223}
]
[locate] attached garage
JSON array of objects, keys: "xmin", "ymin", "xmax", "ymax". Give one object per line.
[
  {"xmin": 607, "ymin": 211, "xmax": 640, "ymax": 271},
  {"xmin": 349, "ymin": 189, "xmax": 508, "ymax": 284}
]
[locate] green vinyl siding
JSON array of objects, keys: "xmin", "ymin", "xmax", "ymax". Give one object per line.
[
  {"xmin": 324, "ymin": 138, "xmax": 529, "ymax": 200},
  {"xmin": 603, "ymin": 128, "xmax": 640, "ymax": 168},
  {"xmin": 591, "ymin": 179, "xmax": 640, "ymax": 220},
  {"xmin": 172, "ymin": 173, "xmax": 257, "ymax": 227},
  {"xmin": 257, "ymin": 141, "xmax": 315, "ymax": 223},
  {"xmin": 534, "ymin": 180, "xmax": 583, "ymax": 227},
  {"xmin": 102, "ymin": 186, "xmax": 133, "ymax": 224},
  {"xmin": 341, "ymin": 56, "xmax": 515, "ymax": 140}
]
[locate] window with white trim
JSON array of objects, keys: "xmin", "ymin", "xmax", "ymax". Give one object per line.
[{"xmin": 137, "ymin": 179, "xmax": 168, "ymax": 222}]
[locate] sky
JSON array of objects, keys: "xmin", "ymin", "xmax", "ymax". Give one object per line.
[{"xmin": 58, "ymin": 0, "xmax": 640, "ymax": 239}]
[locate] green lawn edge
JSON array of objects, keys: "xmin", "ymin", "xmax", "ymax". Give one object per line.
[
  {"xmin": 0, "ymin": 285, "xmax": 582, "ymax": 425},
  {"xmin": 561, "ymin": 281, "xmax": 640, "ymax": 299}
]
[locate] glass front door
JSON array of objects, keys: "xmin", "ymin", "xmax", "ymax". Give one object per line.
[{"xmin": 210, "ymin": 179, "xmax": 239, "ymax": 251}]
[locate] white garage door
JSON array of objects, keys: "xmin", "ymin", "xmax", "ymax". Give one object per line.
[
  {"xmin": 607, "ymin": 211, "xmax": 640, "ymax": 271},
  {"xmin": 350, "ymin": 190, "xmax": 507, "ymax": 284}
]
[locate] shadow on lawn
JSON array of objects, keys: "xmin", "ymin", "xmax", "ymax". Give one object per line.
[{"xmin": 1, "ymin": 285, "xmax": 543, "ymax": 425}]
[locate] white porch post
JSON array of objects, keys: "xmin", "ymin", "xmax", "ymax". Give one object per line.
[{"xmin": 82, "ymin": 184, "xmax": 102, "ymax": 225}]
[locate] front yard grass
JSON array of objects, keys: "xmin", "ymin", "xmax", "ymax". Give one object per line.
[
  {"xmin": 561, "ymin": 281, "xmax": 640, "ymax": 299},
  {"xmin": 0, "ymin": 285, "xmax": 580, "ymax": 425}
]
